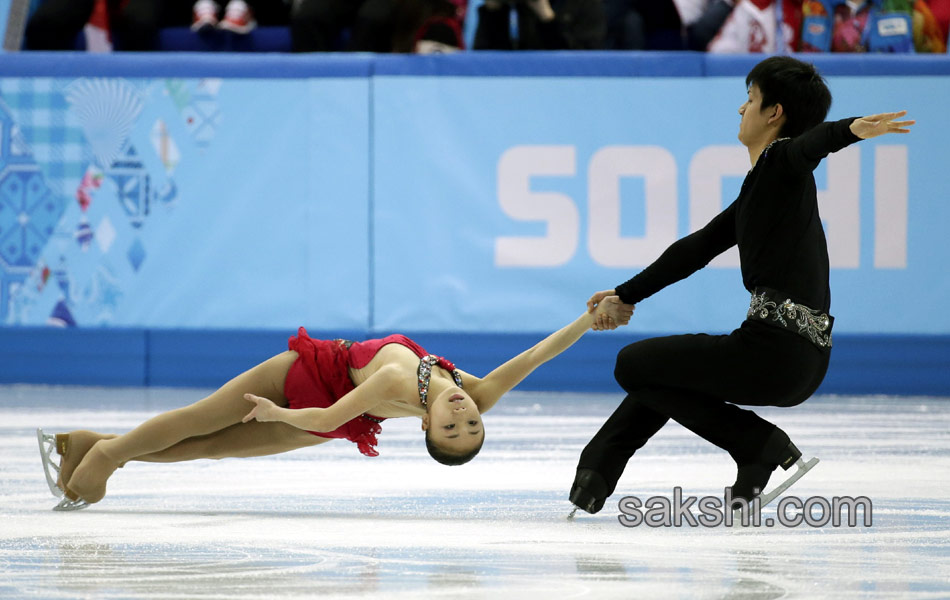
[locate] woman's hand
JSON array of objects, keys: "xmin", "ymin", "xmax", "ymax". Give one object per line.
[
  {"xmin": 242, "ymin": 393, "xmax": 282, "ymax": 423},
  {"xmin": 587, "ymin": 289, "xmax": 616, "ymax": 313},
  {"xmin": 850, "ymin": 111, "xmax": 915, "ymax": 140},
  {"xmin": 592, "ymin": 295, "xmax": 635, "ymax": 331}
]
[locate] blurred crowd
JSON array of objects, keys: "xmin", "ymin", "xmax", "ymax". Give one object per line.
[{"xmin": 23, "ymin": 0, "xmax": 950, "ymax": 54}]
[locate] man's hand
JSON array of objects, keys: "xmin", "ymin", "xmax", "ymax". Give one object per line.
[
  {"xmin": 592, "ymin": 295, "xmax": 635, "ymax": 331},
  {"xmin": 850, "ymin": 111, "xmax": 915, "ymax": 140}
]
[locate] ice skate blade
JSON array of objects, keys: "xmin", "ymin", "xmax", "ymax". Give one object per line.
[
  {"xmin": 758, "ymin": 457, "xmax": 819, "ymax": 508},
  {"xmin": 52, "ymin": 496, "xmax": 89, "ymax": 511},
  {"xmin": 732, "ymin": 456, "xmax": 819, "ymax": 522},
  {"xmin": 567, "ymin": 507, "xmax": 578, "ymax": 521},
  {"xmin": 36, "ymin": 429, "xmax": 64, "ymax": 498}
]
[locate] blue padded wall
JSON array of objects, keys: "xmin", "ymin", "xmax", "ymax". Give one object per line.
[{"xmin": 0, "ymin": 52, "xmax": 948, "ymax": 395}]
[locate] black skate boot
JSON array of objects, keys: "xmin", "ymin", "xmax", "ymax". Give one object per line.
[
  {"xmin": 570, "ymin": 468, "xmax": 610, "ymax": 514},
  {"xmin": 729, "ymin": 428, "xmax": 818, "ymax": 514}
]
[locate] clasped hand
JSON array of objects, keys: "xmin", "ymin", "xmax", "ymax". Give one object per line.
[{"xmin": 587, "ymin": 289, "xmax": 635, "ymax": 331}]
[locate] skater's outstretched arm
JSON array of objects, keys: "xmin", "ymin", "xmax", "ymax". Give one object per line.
[
  {"xmin": 778, "ymin": 111, "xmax": 915, "ymax": 174},
  {"xmin": 849, "ymin": 110, "xmax": 914, "ymax": 139},
  {"xmin": 243, "ymin": 364, "xmax": 411, "ymax": 432},
  {"xmin": 472, "ymin": 297, "xmax": 632, "ymax": 413}
]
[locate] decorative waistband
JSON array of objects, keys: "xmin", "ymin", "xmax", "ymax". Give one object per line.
[{"xmin": 746, "ymin": 287, "xmax": 833, "ymax": 349}]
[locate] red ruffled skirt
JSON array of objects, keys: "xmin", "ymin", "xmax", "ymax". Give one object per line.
[{"xmin": 284, "ymin": 327, "xmax": 383, "ymax": 457}]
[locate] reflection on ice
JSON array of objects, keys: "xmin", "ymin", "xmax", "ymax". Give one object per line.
[{"xmin": 1, "ymin": 386, "xmax": 948, "ymax": 598}]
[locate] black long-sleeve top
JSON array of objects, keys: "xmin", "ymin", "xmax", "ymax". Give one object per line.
[{"xmin": 615, "ymin": 118, "xmax": 862, "ymax": 313}]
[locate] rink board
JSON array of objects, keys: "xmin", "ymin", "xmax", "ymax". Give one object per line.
[{"xmin": 0, "ymin": 53, "xmax": 948, "ymax": 394}]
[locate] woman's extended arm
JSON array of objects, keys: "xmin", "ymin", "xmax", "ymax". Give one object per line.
[
  {"xmin": 472, "ymin": 298, "xmax": 631, "ymax": 413},
  {"xmin": 242, "ymin": 364, "xmax": 410, "ymax": 432}
]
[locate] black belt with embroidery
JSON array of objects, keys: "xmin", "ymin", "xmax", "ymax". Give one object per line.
[{"xmin": 746, "ymin": 287, "xmax": 834, "ymax": 349}]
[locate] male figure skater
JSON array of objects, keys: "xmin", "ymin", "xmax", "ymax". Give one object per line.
[{"xmin": 573, "ymin": 56, "xmax": 914, "ymax": 515}]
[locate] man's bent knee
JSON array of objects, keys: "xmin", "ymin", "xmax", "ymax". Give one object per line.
[{"xmin": 614, "ymin": 343, "xmax": 651, "ymax": 392}]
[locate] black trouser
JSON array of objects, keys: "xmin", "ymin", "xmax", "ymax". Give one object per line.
[{"xmin": 577, "ymin": 319, "xmax": 830, "ymax": 497}]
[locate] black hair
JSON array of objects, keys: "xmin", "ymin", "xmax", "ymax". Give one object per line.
[
  {"xmin": 425, "ymin": 429, "xmax": 484, "ymax": 466},
  {"xmin": 745, "ymin": 56, "xmax": 832, "ymax": 138}
]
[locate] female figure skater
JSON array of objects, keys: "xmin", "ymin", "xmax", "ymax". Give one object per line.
[
  {"xmin": 572, "ymin": 56, "xmax": 914, "ymax": 515},
  {"xmin": 39, "ymin": 297, "xmax": 632, "ymax": 511}
]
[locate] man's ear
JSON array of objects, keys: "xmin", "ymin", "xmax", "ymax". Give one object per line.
[
  {"xmin": 768, "ymin": 102, "xmax": 785, "ymax": 126},
  {"xmin": 421, "ymin": 414, "xmax": 429, "ymax": 431}
]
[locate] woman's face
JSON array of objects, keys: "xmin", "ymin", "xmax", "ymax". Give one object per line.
[{"xmin": 422, "ymin": 386, "xmax": 484, "ymax": 454}]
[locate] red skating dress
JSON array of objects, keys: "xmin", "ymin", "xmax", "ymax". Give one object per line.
[{"xmin": 283, "ymin": 327, "xmax": 460, "ymax": 457}]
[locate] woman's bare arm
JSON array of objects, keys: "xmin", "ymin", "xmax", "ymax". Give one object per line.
[
  {"xmin": 473, "ymin": 297, "xmax": 631, "ymax": 413},
  {"xmin": 243, "ymin": 364, "xmax": 411, "ymax": 432}
]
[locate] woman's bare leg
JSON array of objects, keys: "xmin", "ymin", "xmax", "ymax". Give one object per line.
[
  {"xmin": 134, "ymin": 420, "xmax": 329, "ymax": 462},
  {"xmin": 59, "ymin": 422, "xmax": 325, "ymax": 480},
  {"xmin": 66, "ymin": 350, "xmax": 299, "ymax": 503}
]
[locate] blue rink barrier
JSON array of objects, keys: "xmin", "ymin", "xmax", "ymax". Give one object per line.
[
  {"xmin": 3, "ymin": 51, "xmax": 950, "ymax": 77},
  {"xmin": 1, "ymin": 52, "xmax": 949, "ymax": 396},
  {"xmin": 1, "ymin": 327, "xmax": 948, "ymax": 396}
]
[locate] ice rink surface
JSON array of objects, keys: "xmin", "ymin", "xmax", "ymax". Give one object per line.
[{"xmin": 1, "ymin": 385, "xmax": 948, "ymax": 599}]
